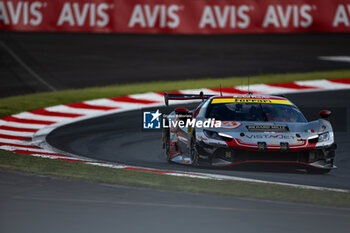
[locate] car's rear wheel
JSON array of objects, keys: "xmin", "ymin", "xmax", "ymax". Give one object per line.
[{"xmin": 164, "ymin": 131, "xmax": 171, "ymax": 163}]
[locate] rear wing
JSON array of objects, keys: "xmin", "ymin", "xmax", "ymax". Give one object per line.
[{"xmin": 164, "ymin": 91, "xmax": 214, "ymax": 106}]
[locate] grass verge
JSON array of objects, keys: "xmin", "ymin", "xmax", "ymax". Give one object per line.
[
  {"xmin": 1, "ymin": 69, "xmax": 350, "ymax": 118},
  {"xmin": 1, "ymin": 69, "xmax": 350, "ymax": 207},
  {"xmin": 1, "ymin": 151, "xmax": 349, "ymax": 207}
]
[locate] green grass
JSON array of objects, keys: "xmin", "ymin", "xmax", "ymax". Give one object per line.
[
  {"xmin": 1, "ymin": 69, "xmax": 350, "ymax": 207},
  {"xmin": 1, "ymin": 151, "xmax": 350, "ymax": 207},
  {"xmin": 1, "ymin": 69, "xmax": 350, "ymax": 118},
  {"xmin": 0, "ymin": 151, "xmax": 350, "ymax": 207}
]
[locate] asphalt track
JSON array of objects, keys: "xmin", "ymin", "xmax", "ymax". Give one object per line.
[
  {"xmin": 47, "ymin": 89, "xmax": 350, "ymax": 190},
  {"xmin": 2, "ymin": 170, "xmax": 350, "ymax": 233},
  {"xmin": 1, "ymin": 32, "xmax": 350, "ymax": 97}
]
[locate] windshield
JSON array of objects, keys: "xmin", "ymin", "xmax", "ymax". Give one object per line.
[{"xmin": 206, "ymin": 102, "xmax": 307, "ymax": 122}]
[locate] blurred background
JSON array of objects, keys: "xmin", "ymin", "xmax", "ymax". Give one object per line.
[{"xmin": 1, "ymin": 0, "xmax": 350, "ymax": 97}]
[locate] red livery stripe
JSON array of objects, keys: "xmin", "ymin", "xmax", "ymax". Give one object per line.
[
  {"xmin": 109, "ymin": 96, "xmax": 160, "ymax": 104},
  {"xmin": 329, "ymin": 78, "xmax": 350, "ymax": 85},
  {"xmin": 12, "ymin": 149, "xmax": 66, "ymax": 157},
  {"xmin": 66, "ymin": 102, "xmax": 118, "ymax": 111},
  {"xmin": 0, "ymin": 142, "xmax": 39, "ymax": 149},
  {"xmin": 0, "ymin": 125, "xmax": 38, "ymax": 132},
  {"xmin": 30, "ymin": 109, "xmax": 84, "ymax": 118},
  {"xmin": 0, "ymin": 134, "xmax": 31, "ymax": 140},
  {"xmin": 267, "ymin": 82, "xmax": 319, "ymax": 89},
  {"xmin": 1, "ymin": 116, "xmax": 56, "ymax": 125}
]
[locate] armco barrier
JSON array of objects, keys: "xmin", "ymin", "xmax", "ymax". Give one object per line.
[{"xmin": 0, "ymin": 0, "xmax": 350, "ymax": 34}]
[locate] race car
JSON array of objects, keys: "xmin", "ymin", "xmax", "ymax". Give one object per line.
[{"xmin": 162, "ymin": 92, "xmax": 336, "ymax": 173}]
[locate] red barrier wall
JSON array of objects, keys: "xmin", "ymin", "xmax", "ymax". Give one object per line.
[{"xmin": 1, "ymin": 0, "xmax": 350, "ymax": 34}]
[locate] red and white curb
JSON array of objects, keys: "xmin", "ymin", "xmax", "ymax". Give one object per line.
[{"xmin": 1, "ymin": 78, "xmax": 350, "ymax": 193}]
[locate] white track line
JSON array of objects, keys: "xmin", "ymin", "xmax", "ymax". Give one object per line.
[
  {"xmin": 0, "ymin": 40, "xmax": 56, "ymax": 91},
  {"xmin": 84, "ymin": 161, "xmax": 349, "ymax": 193},
  {"xmin": 27, "ymin": 153, "xmax": 91, "ymax": 162},
  {"xmin": 319, "ymin": 56, "xmax": 350, "ymax": 63},
  {"xmin": 0, "ymin": 146, "xmax": 55, "ymax": 153}
]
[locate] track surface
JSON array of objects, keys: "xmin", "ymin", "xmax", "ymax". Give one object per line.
[
  {"xmin": 1, "ymin": 32, "xmax": 350, "ymax": 97},
  {"xmin": 2, "ymin": 170, "xmax": 350, "ymax": 233},
  {"xmin": 48, "ymin": 90, "xmax": 350, "ymax": 190}
]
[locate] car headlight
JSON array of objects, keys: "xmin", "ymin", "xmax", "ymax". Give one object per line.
[
  {"xmin": 203, "ymin": 130, "xmax": 232, "ymax": 141},
  {"xmin": 308, "ymin": 132, "xmax": 330, "ymax": 143},
  {"xmin": 318, "ymin": 132, "xmax": 330, "ymax": 142}
]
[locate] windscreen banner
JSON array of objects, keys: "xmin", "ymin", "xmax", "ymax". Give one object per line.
[{"xmin": 1, "ymin": 0, "xmax": 350, "ymax": 34}]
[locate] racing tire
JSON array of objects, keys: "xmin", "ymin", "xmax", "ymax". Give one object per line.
[
  {"xmin": 165, "ymin": 130, "xmax": 172, "ymax": 163},
  {"xmin": 190, "ymin": 134, "xmax": 199, "ymax": 166}
]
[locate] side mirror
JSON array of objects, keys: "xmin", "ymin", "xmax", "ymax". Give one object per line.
[{"xmin": 319, "ymin": 110, "xmax": 331, "ymax": 119}]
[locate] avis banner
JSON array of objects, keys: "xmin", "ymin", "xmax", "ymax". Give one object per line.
[{"xmin": 1, "ymin": 0, "xmax": 350, "ymax": 34}]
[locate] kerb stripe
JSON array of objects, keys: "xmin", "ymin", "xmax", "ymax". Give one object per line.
[
  {"xmin": 109, "ymin": 96, "xmax": 160, "ymax": 104},
  {"xmin": 30, "ymin": 109, "xmax": 84, "ymax": 118},
  {"xmin": 0, "ymin": 134, "xmax": 31, "ymax": 141},
  {"xmin": 1, "ymin": 116, "xmax": 56, "ymax": 125},
  {"xmin": 267, "ymin": 82, "xmax": 319, "ymax": 89},
  {"xmin": 0, "ymin": 125, "xmax": 38, "ymax": 132},
  {"xmin": 66, "ymin": 102, "xmax": 118, "ymax": 111}
]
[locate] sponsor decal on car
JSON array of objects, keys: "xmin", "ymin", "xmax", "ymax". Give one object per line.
[
  {"xmin": 211, "ymin": 98, "xmax": 293, "ymax": 105},
  {"xmin": 246, "ymin": 124, "xmax": 289, "ymax": 132},
  {"xmin": 242, "ymin": 134, "xmax": 296, "ymax": 140}
]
